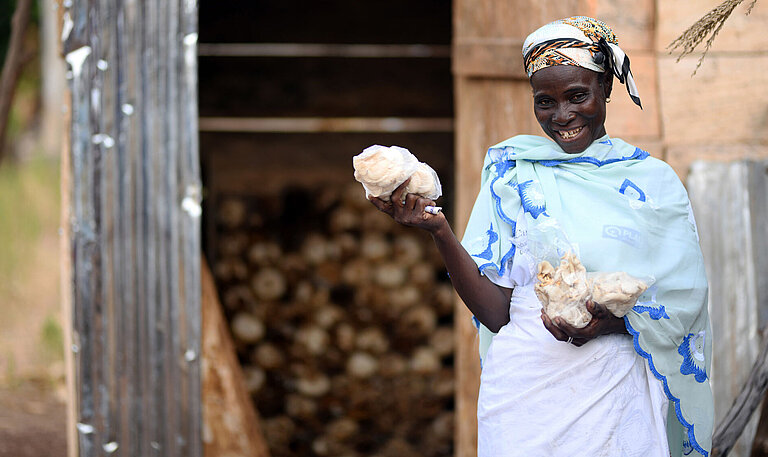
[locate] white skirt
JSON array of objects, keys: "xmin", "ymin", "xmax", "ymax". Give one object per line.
[{"xmin": 477, "ymin": 284, "xmax": 670, "ymax": 457}]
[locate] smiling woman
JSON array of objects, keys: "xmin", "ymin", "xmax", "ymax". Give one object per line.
[
  {"xmin": 530, "ymin": 66, "xmax": 611, "ymax": 154},
  {"xmin": 369, "ymin": 15, "xmax": 714, "ymax": 457}
]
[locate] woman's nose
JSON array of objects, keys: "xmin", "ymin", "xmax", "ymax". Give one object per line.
[{"xmin": 552, "ymin": 104, "xmax": 574, "ymax": 125}]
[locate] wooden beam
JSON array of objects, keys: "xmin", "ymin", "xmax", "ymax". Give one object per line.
[
  {"xmin": 197, "ymin": 43, "xmax": 451, "ymax": 58},
  {"xmin": 452, "ymin": 39, "xmax": 527, "ymax": 79},
  {"xmin": 198, "ymin": 117, "xmax": 454, "ymax": 133}
]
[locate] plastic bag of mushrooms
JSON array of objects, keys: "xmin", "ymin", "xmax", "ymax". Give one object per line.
[
  {"xmin": 526, "ymin": 221, "xmax": 653, "ymax": 328},
  {"xmin": 535, "ymin": 251, "xmax": 653, "ymax": 328},
  {"xmin": 352, "ymin": 145, "xmax": 442, "ymax": 202}
]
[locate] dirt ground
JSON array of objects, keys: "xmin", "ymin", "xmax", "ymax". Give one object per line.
[{"xmin": 0, "ymin": 380, "xmax": 67, "ymax": 457}]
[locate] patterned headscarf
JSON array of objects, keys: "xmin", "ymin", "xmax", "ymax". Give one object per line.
[{"xmin": 522, "ymin": 16, "xmax": 642, "ymax": 108}]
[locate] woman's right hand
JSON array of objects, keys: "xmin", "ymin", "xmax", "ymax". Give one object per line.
[{"xmin": 368, "ymin": 179, "xmax": 447, "ymax": 234}]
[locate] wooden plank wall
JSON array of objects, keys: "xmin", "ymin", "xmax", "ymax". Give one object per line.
[
  {"xmin": 61, "ymin": 1, "xmax": 202, "ymax": 456},
  {"xmin": 657, "ymin": 1, "xmax": 768, "ymax": 176},
  {"xmin": 688, "ymin": 160, "xmax": 768, "ymax": 457}
]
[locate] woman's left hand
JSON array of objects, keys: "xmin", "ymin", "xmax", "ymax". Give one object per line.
[{"xmin": 540, "ymin": 300, "xmax": 628, "ymax": 347}]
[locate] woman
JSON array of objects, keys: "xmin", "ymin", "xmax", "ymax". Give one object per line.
[{"xmin": 370, "ymin": 16, "xmax": 713, "ymax": 457}]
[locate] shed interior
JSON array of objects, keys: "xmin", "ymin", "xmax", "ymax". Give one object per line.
[{"xmin": 198, "ymin": 2, "xmax": 456, "ymax": 456}]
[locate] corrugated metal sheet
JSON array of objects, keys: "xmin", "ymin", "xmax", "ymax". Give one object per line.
[
  {"xmin": 62, "ymin": 0, "xmax": 201, "ymax": 456},
  {"xmin": 687, "ymin": 160, "xmax": 768, "ymax": 457}
]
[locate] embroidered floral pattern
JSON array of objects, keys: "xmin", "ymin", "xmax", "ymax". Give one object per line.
[
  {"xmin": 678, "ymin": 331, "xmax": 708, "ymax": 383},
  {"xmin": 517, "ymin": 180, "xmax": 547, "ymax": 219}
]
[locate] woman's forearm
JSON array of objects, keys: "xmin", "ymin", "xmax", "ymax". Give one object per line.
[{"xmin": 430, "ymin": 220, "xmax": 512, "ymax": 332}]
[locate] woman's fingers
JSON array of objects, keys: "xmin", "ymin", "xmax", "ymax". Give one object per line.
[
  {"xmin": 368, "ymin": 196, "xmax": 393, "ymax": 215},
  {"xmin": 541, "ymin": 312, "xmax": 568, "ymax": 341},
  {"xmin": 404, "ymin": 192, "xmax": 419, "ymax": 212},
  {"xmin": 551, "ymin": 316, "xmax": 597, "ymax": 346},
  {"xmin": 586, "ymin": 300, "xmax": 609, "ymax": 319},
  {"xmin": 390, "ymin": 178, "xmax": 411, "ymax": 208}
]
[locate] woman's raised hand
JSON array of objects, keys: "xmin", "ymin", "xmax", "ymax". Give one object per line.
[
  {"xmin": 540, "ymin": 300, "xmax": 628, "ymax": 347},
  {"xmin": 368, "ymin": 179, "xmax": 446, "ymax": 234}
]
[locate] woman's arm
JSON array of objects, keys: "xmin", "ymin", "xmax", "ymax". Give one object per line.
[{"xmin": 369, "ymin": 181, "xmax": 512, "ymax": 332}]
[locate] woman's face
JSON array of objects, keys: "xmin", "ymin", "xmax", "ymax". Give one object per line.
[{"xmin": 530, "ymin": 65, "xmax": 611, "ymax": 154}]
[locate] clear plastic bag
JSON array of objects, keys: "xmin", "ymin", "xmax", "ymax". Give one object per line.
[
  {"xmin": 587, "ymin": 271, "xmax": 654, "ymax": 318},
  {"xmin": 352, "ymin": 145, "xmax": 442, "ymax": 201},
  {"xmin": 405, "ymin": 162, "xmax": 442, "ymax": 201},
  {"xmin": 528, "ymin": 220, "xmax": 654, "ymax": 327}
]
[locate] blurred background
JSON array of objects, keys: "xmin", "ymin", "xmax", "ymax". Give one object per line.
[{"xmin": 0, "ymin": 0, "xmax": 67, "ymax": 455}]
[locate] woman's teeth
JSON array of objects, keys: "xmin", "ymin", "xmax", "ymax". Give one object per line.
[{"xmin": 558, "ymin": 127, "xmax": 583, "ymax": 139}]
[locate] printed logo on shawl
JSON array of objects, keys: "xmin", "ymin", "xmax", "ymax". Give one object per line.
[
  {"xmin": 602, "ymin": 225, "xmax": 640, "ymax": 247},
  {"xmin": 678, "ymin": 331, "xmax": 708, "ymax": 383}
]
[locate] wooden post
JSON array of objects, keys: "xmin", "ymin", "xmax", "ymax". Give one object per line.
[
  {"xmin": 61, "ymin": 0, "xmax": 202, "ymax": 456},
  {"xmin": 201, "ymin": 257, "xmax": 271, "ymax": 457}
]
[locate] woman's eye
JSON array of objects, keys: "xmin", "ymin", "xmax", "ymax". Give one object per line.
[
  {"xmin": 571, "ymin": 93, "xmax": 587, "ymax": 102},
  {"xmin": 536, "ymin": 99, "xmax": 554, "ymax": 108}
]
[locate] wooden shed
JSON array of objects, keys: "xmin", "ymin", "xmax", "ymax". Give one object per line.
[{"xmin": 60, "ymin": 0, "xmax": 768, "ymax": 456}]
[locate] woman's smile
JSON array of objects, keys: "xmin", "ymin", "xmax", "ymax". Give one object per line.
[{"xmin": 555, "ymin": 126, "xmax": 584, "ymax": 140}]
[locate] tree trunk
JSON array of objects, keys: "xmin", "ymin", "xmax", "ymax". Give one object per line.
[{"xmin": 0, "ymin": 0, "xmax": 34, "ymax": 164}]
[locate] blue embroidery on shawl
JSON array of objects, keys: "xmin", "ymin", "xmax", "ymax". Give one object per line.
[
  {"xmin": 633, "ymin": 304, "xmax": 670, "ymax": 320},
  {"xmin": 633, "ymin": 286, "xmax": 668, "ymax": 319},
  {"xmin": 488, "ymin": 146, "xmax": 518, "ymax": 165},
  {"xmin": 474, "ymin": 224, "xmax": 498, "ymax": 260},
  {"xmin": 535, "ymin": 147, "xmax": 649, "ymax": 167},
  {"xmin": 517, "ymin": 180, "xmax": 548, "ymax": 219},
  {"xmin": 625, "ymin": 319, "xmax": 709, "ymax": 457},
  {"xmin": 489, "ymin": 175, "xmax": 517, "ymax": 227},
  {"xmin": 498, "ymin": 243, "xmax": 516, "ymax": 275},
  {"xmin": 477, "ymin": 223, "xmax": 516, "ymax": 277},
  {"xmin": 619, "ymin": 179, "xmax": 647, "ymax": 202},
  {"xmin": 678, "ymin": 332, "xmax": 708, "ymax": 383}
]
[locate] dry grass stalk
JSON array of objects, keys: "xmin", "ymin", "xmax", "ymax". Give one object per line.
[{"xmin": 668, "ymin": 0, "xmax": 759, "ymax": 74}]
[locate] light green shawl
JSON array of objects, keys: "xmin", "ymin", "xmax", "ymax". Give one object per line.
[{"xmin": 461, "ymin": 134, "xmax": 713, "ymax": 456}]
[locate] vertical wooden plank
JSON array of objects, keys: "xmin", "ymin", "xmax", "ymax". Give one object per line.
[
  {"xmin": 58, "ymin": 0, "xmax": 78, "ymax": 453},
  {"xmin": 63, "ymin": 0, "xmax": 202, "ymax": 455},
  {"xmin": 687, "ymin": 160, "xmax": 768, "ymax": 457},
  {"xmin": 179, "ymin": 1, "xmax": 203, "ymax": 455}
]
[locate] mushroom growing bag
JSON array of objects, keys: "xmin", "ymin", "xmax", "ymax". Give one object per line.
[
  {"xmin": 353, "ymin": 145, "xmax": 442, "ymax": 201},
  {"xmin": 528, "ymin": 221, "xmax": 653, "ymax": 328},
  {"xmin": 460, "ymin": 134, "xmax": 712, "ymax": 457}
]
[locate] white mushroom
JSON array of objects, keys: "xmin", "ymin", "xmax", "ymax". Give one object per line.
[
  {"xmin": 352, "ymin": 145, "xmax": 441, "ymax": 201},
  {"xmin": 590, "ymin": 271, "xmax": 647, "ymax": 317}
]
